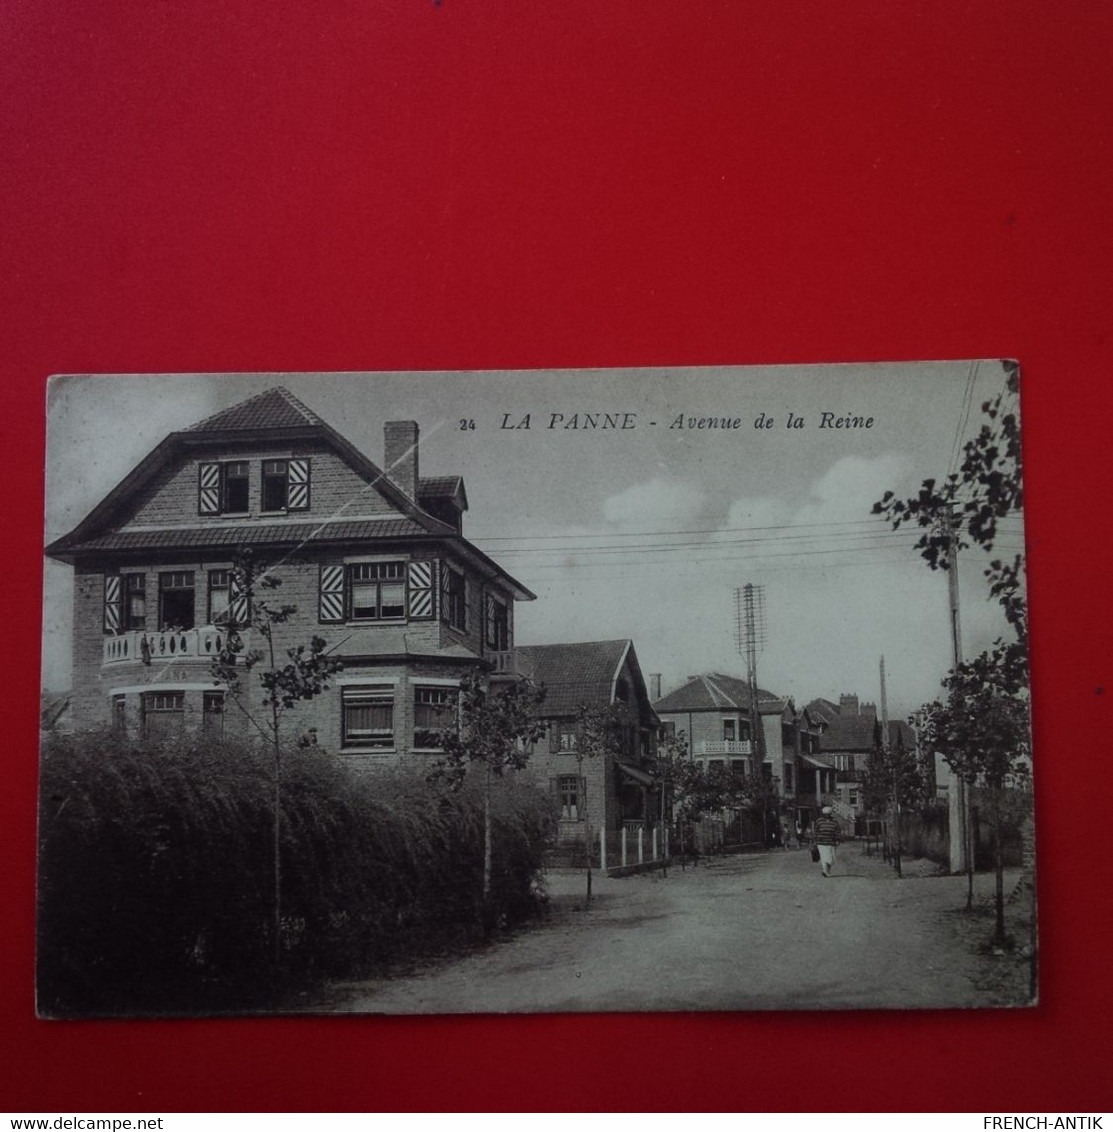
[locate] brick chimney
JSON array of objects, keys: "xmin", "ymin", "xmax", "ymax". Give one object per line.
[
  {"xmin": 384, "ymin": 421, "xmax": 419, "ymax": 500},
  {"xmin": 839, "ymin": 693, "xmax": 859, "ymax": 716},
  {"xmin": 649, "ymin": 673, "xmax": 662, "ymax": 701}
]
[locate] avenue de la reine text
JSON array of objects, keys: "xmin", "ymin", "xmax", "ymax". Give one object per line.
[{"xmin": 490, "ymin": 410, "xmax": 875, "ymax": 431}]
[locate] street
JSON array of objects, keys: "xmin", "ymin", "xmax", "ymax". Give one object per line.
[{"xmin": 327, "ymin": 845, "xmax": 1032, "ymax": 1013}]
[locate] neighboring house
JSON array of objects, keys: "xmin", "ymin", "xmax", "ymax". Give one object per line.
[
  {"xmin": 812, "ymin": 693, "xmax": 916, "ymax": 824},
  {"xmin": 513, "ymin": 640, "xmax": 660, "ymax": 849},
  {"xmin": 44, "ymin": 386, "xmax": 535, "ymax": 757},
  {"xmin": 652, "ymin": 673, "xmax": 834, "ymax": 831}
]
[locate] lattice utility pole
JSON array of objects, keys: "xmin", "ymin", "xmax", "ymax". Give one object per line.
[{"xmin": 735, "ymin": 584, "xmax": 768, "ymax": 838}]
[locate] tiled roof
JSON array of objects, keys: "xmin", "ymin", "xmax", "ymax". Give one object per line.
[
  {"xmin": 188, "ymin": 387, "xmax": 322, "ymax": 432},
  {"xmin": 806, "ymin": 698, "xmax": 841, "ymax": 725},
  {"xmin": 652, "ymin": 672, "xmax": 781, "ymax": 714},
  {"xmin": 514, "ymin": 640, "xmax": 630, "ymax": 717},
  {"xmin": 820, "ymin": 715, "xmax": 915, "ymax": 753},
  {"xmin": 418, "ymin": 476, "xmax": 464, "ymax": 497},
  {"xmin": 65, "ymin": 518, "xmax": 431, "ymax": 553}
]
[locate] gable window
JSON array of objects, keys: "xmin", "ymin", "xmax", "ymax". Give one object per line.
[
  {"xmin": 413, "ymin": 685, "xmax": 458, "ymax": 749},
  {"xmin": 614, "ymin": 677, "xmax": 630, "ymax": 703},
  {"xmin": 123, "ymin": 574, "xmax": 146, "ymax": 631},
  {"xmin": 158, "ymin": 571, "xmax": 195, "ymax": 630},
  {"xmin": 342, "ymin": 686, "xmax": 395, "ymax": 750},
  {"xmin": 442, "ymin": 567, "xmax": 467, "ymax": 632},
  {"xmin": 349, "ymin": 562, "xmax": 406, "ymax": 621},
  {"xmin": 261, "ymin": 458, "xmax": 310, "ymax": 512},
  {"xmin": 556, "ymin": 774, "xmax": 581, "ymax": 820},
  {"xmin": 143, "ymin": 691, "xmax": 185, "ymax": 740},
  {"xmin": 199, "ymin": 461, "xmax": 250, "ymax": 516},
  {"xmin": 262, "ymin": 460, "xmax": 289, "ymax": 511},
  {"xmin": 485, "ymin": 595, "xmax": 509, "ymax": 650},
  {"xmin": 222, "ymin": 461, "xmax": 249, "ymax": 513}
]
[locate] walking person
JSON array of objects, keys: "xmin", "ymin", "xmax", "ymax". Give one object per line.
[{"xmin": 812, "ymin": 805, "xmax": 841, "ymax": 877}]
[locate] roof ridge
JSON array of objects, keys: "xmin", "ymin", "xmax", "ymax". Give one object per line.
[{"xmin": 188, "ymin": 386, "xmax": 322, "ymax": 431}]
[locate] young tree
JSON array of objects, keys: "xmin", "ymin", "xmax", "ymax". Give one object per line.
[
  {"xmin": 915, "ymin": 640, "xmax": 1031, "ymax": 945},
  {"xmin": 571, "ymin": 702, "xmax": 627, "ymax": 904},
  {"xmin": 429, "ymin": 672, "xmax": 548, "ymax": 923},
  {"xmin": 210, "ymin": 548, "xmax": 344, "ymax": 966},
  {"xmin": 861, "ymin": 721, "xmax": 927, "ymax": 877}
]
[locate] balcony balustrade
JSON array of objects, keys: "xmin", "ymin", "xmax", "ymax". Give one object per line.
[
  {"xmin": 488, "ymin": 649, "xmax": 537, "ymax": 680},
  {"xmin": 102, "ymin": 626, "xmax": 246, "ymax": 666},
  {"xmin": 697, "ymin": 739, "xmax": 753, "ymax": 756}
]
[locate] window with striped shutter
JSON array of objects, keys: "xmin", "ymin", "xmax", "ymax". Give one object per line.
[
  {"xmin": 319, "ymin": 565, "xmax": 345, "ymax": 623},
  {"xmin": 103, "ymin": 575, "xmax": 121, "ymax": 633},
  {"xmin": 229, "ymin": 573, "xmax": 249, "ymax": 625},
  {"xmin": 287, "ymin": 458, "xmax": 310, "ymax": 510},
  {"xmin": 198, "ymin": 463, "xmax": 221, "ymax": 514},
  {"xmin": 407, "ymin": 560, "xmax": 435, "ymax": 620}
]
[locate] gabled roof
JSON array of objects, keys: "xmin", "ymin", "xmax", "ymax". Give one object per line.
[
  {"xmin": 188, "ymin": 387, "xmax": 322, "ymax": 431},
  {"xmin": 652, "ymin": 672, "xmax": 781, "ymax": 714},
  {"xmin": 514, "ymin": 640, "xmax": 658, "ymax": 723},
  {"xmin": 806, "ymin": 698, "xmax": 841, "ymax": 726},
  {"xmin": 819, "ymin": 715, "xmax": 915, "ymax": 753},
  {"xmin": 44, "ymin": 387, "xmax": 531, "ymax": 599}
]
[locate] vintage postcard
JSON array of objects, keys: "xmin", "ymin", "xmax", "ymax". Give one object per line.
[{"xmin": 38, "ymin": 364, "xmax": 1035, "ymax": 1016}]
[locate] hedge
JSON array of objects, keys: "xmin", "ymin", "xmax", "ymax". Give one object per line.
[{"xmin": 37, "ymin": 731, "xmax": 555, "ymax": 1016}]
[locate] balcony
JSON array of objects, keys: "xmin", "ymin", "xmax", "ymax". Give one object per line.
[
  {"xmin": 697, "ymin": 740, "xmax": 753, "ymax": 756},
  {"xmin": 488, "ymin": 649, "xmax": 537, "ymax": 680},
  {"xmin": 102, "ymin": 626, "xmax": 246, "ymax": 666}
]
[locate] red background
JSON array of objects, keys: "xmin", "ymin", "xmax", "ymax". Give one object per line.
[{"xmin": 3, "ymin": 0, "xmax": 1111, "ymax": 1112}]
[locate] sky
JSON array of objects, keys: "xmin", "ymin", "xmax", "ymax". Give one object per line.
[{"xmin": 41, "ymin": 363, "xmax": 1027, "ymax": 718}]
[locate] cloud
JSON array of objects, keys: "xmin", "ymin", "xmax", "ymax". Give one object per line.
[{"xmin": 600, "ymin": 477, "xmax": 707, "ymax": 531}]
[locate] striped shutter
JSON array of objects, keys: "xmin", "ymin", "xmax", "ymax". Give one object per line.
[
  {"xmin": 440, "ymin": 563, "xmax": 452, "ymax": 623},
  {"xmin": 319, "ymin": 564, "xmax": 345, "ymax": 623},
  {"xmin": 484, "ymin": 594, "xmax": 495, "ymax": 644},
  {"xmin": 198, "ymin": 463, "xmax": 221, "ymax": 514},
  {"xmin": 229, "ymin": 575, "xmax": 249, "ymax": 626},
  {"xmin": 407, "ymin": 560, "xmax": 435, "ymax": 620},
  {"xmin": 287, "ymin": 458, "xmax": 310, "ymax": 510},
  {"xmin": 103, "ymin": 575, "xmax": 121, "ymax": 633}
]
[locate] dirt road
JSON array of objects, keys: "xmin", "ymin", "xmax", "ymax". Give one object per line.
[{"xmin": 329, "ymin": 846, "xmax": 1032, "ymax": 1013}]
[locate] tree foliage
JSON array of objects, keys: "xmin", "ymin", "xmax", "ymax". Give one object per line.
[
  {"xmin": 861, "ymin": 721, "xmax": 928, "ymax": 816},
  {"xmin": 429, "ymin": 672, "xmax": 548, "ymax": 789},
  {"xmin": 915, "ymin": 640, "xmax": 1031, "ymax": 792},
  {"xmin": 210, "ymin": 548, "xmax": 344, "ymax": 742},
  {"xmin": 872, "ymin": 361, "xmax": 1026, "ymax": 639}
]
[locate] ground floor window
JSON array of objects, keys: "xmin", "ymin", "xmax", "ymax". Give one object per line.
[
  {"xmin": 556, "ymin": 774, "xmax": 581, "ymax": 820},
  {"xmin": 112, "ymin": 694, "xmax": 127, "ymax": 735},
  {"xmin": 413, "ymin": 685, "xmax": 458, "ymax": 749},
  {"xmin": 143, "ymin": 691, "xmax": 185, "ymax": 740},
  {"xmin": 202, "ymin": 691, "xmax": 224, "ymax": 736},
  {"xmin": 342, "ymin": 686, "xmax": 394, "ymax": 750}
]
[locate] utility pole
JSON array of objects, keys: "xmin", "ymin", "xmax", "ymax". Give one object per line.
[
  {"xmin": 880, "ymin": 654, "xmax": 902, "ymax": 876},
  {"xmin": 943, "ymin": 503, "xmax": 975, "ymax": 908}
]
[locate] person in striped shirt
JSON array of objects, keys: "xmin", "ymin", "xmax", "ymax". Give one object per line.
[{"xmin": 812, "ymin": 806, "xmax": 841, "ymax": 877}]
